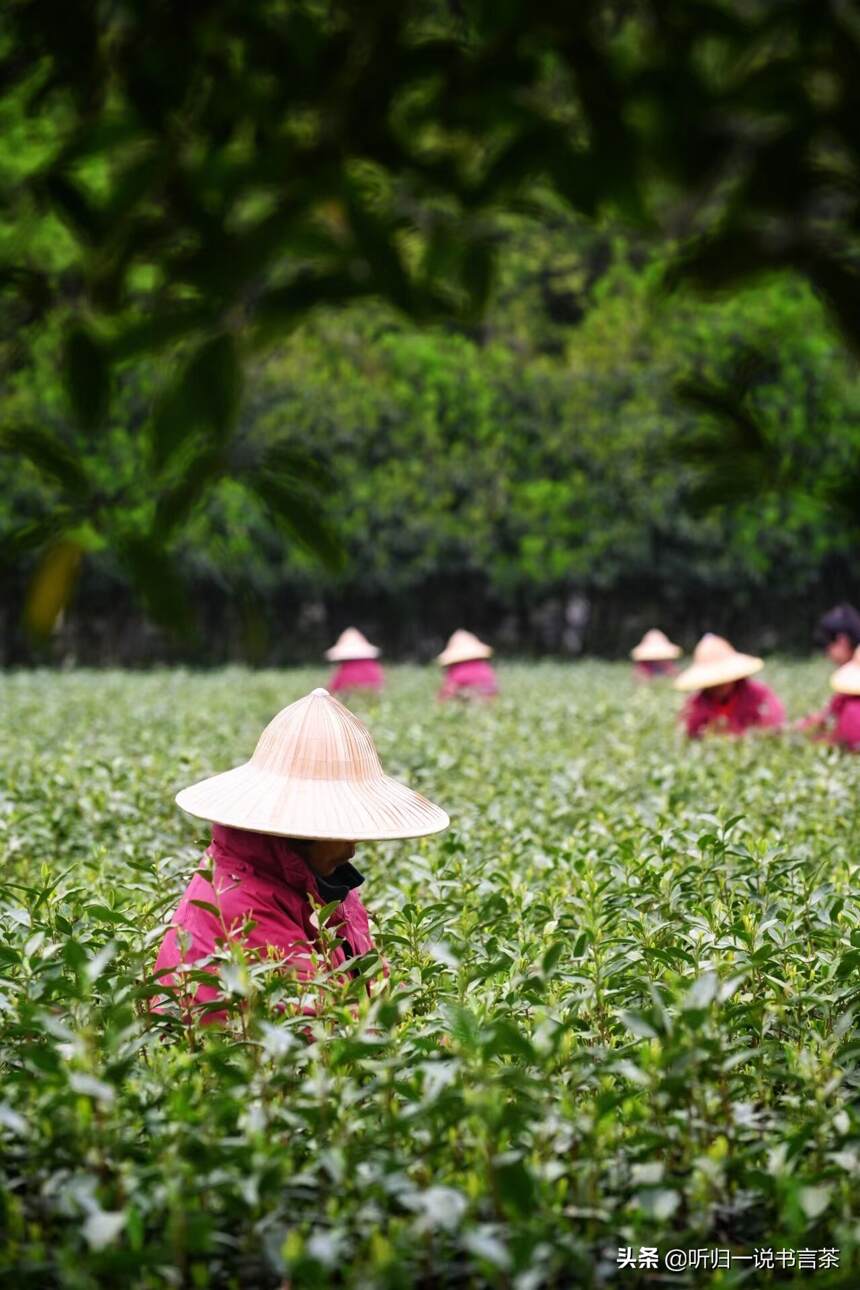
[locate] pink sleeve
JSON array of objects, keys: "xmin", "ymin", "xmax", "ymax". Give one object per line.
[
  {"xmin": 758, "ymin": 686, "xmax": 785, "ymax": 729},
  {"xmin": 833, "ymin": 700, "xmax": 860, "ymax": 749}
]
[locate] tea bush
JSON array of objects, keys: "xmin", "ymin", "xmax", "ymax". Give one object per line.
[{"xmin": 1, "ymin": 663, "xmax": 859, "ymax": 1287}]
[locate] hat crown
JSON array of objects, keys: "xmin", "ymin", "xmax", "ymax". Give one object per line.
[
  {"xmin": 325, "ymin": 626, "xmax": 380, "ymax": 660},
  {"xmin": 447, "ymin": 629, "xmax": 480, "ymax": 651},
  {"xmin": 251, "ymin": 689, "xmax": 383, "ymax": 782},
  {"xmin": 631, "ymin": 627, "xmax": 681, "ymax": 660},
  {"xmin": 334, "ymin": 627, "xmax": 371, "ymax": 651},
  {"xmin": 693, "ymin": 633, "xmax": 735, "ymax": 664}
]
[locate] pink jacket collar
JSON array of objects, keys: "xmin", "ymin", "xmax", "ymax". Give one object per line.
[
  {"xmin": 210, "ymin": 823, "xmax": 311, "ymax": 888},
  {"xmin": 209, "ymin": 824, "xmax": 364, "ymax": 902}
]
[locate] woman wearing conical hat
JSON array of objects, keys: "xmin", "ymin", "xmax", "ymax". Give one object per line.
[
  {"xmin": 630, "ymin": 628, "xmax": 681, "ymax": 681},
  {"xmin": 675, "ymin": 633, "xmax": 785, "ymax": 738},
  {"xmin": 325, "ymin": 627, "xmax": 384, "ymax": 695},
  {"xmin": 798, "ymin": 645, "xmax": 860, "ymax": 751},
  {"xmin": 436, "ymin": 629, "xmax": 498, "ymax": 701},
  {"xmin": 152, "ymin": 689, "xmax": 448, "ymax": 1023}
]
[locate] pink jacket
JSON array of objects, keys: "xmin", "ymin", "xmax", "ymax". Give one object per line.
[
  {"xmin": 682, "ymin": 678, "xmax": 785, "ymax": 739},
  {"xmin": 152, "ymin": 825, "xmax": 375, "ymax": 1023},
  {"xmin": 801, "ymin": 693, "xmax": 860, "ymax": 750},
  {"xmin": 328, "ymin": 658, "xmax": 385, "ymax": 693},
  {"xmin": 438, "ymin": 659, "xmax": 499, "ymax": 700}
]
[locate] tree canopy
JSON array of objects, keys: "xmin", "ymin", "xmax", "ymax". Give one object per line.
[{"xmin": 2, "ymin": 0, "xmax": 859, "ymax": 641}]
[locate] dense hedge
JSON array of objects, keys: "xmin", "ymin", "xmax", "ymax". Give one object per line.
[{"xmin": 3, "ymin": 223, "xmax": 860, "ymax": 662}]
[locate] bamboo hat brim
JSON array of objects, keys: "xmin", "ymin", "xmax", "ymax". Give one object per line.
[
  {"xmin": 831, "ymin": 647, "xmax": 860, "ymax": 695},
  {"xmin": 176, "ymin": 767, "xmax": 448, "ymax": 840},
  {"xmin": 176, "ymin": 689, "xmax": 449, "ymax": 841},
  {"xmin": 674, "ymin": 651, "xmax": 763, "ymax": 692}
]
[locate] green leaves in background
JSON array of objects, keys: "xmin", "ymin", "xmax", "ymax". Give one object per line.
[
  {"xmin": 2, "ymin": 326, "xmax": 343, "ymax": 637},
  {"xmin": 62, "ymin": 326, "xmax": 110, "ymax": 433},
  {"xmin": 114, "ymin": 534, "xmax": 197, "ymax": 642},
  {"xmin": 3, "ymin": 2, "xmax": 860, "ymax": 639},
  {"xmin": 149, "ymin": 334, "xmax": 242, "ymax": 475},
  {"xmin": 4, "ymin": 221, "xmax": 858, "ymax": 653}
]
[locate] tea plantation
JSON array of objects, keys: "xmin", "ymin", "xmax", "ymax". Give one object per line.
[{"xmin": 2, "ymin": 663, "xmax": 859, "ymax": 1288}]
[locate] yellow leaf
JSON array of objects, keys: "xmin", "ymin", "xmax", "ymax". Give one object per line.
[{"xmin": 24, "ymin": 539, "xmax": 83, "ymax": 637}]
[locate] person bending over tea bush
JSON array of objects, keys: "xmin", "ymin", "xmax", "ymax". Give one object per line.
[
  {"xmin": 436, "ymin": 630, "xmax": 499, "ymax": 700},
  {"xmin": 152, "ymin": 688, "xmax": 448, "ymax": 1022},
  {"xmin": 325, "ymin": 628, "xmax": 385, "ymax": 696},
  {"xmin": 675, "ymin": 634, "xmax": 785, "ymax": 739},
  {"xmin": 798, "ymin": 644, "xmax": 860, "ymax": 751},
  {"xmin": 797, "ymin": 603, "xmax": 860, "ymax": 741},
  {"xmin": 630, "ymin": 628, "xmax": 682, "ymax": 682}
]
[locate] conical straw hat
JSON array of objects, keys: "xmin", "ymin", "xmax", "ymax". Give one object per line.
[
  {"xmin": 831, "ymin": 644, "xmax": 860, "ymax": 695},
  {"xmin": 176, "ymin": 689, "xmax": 449, "ymax": 841},
  {"xmin": 631, "ymin": 628, "xmax": 682, "ymax": 661},
  {"xmin": 325, "ymin": 627, "xmax": 380, "ymax": 661},
  {"xmin": 436, "ymin": 629, "xmax": 493, "ymax": 667},
  {"xmin": 674, "ymin": 633, "xmax": 763, "ymax": 692}
]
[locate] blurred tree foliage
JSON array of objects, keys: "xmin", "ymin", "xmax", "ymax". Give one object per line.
[
  {"xmin": 1, "ymin": 0, "xmax": 859, "ymax": 641},
  {"xmin": 200, "ymin": 232, "xmax": 860, "ymax": 609},
  {"xmin": 5, "ymin": 215, "xmax": 858, "ymax": 657}
]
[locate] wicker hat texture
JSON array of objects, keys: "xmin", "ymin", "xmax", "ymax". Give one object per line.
[
  {"xmin": 176, "ymin": 688, "xmax": 449, "ymax": 841},
  {"xmin": 831, "ymin": 645, "xmax": 860, "ymax": 695},
  {"xmin": 325, "ymin": 627, "xmax": 380, "ymax": 661},
  {"xmin": 436, "ymin": 629, "xmax": 493, "ymax": 667},
  {"xmin": 674, "ymin": 633, "xmax": 763, "ymax": 692},
  {"xmin": 631, "ymin": 628, "xmax": 682, "ymax": 662}
]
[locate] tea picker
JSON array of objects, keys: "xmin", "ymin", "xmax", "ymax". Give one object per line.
[
  {"xmin": 630, "ymin": 628, "xmax": 681, "ymax": 681},
  {"xmin": 675, "ymin": 634, "xmax": 785, "ymax": 738},
  {"xmin": 797, "ymin": 603, "xmax": 860, "ymax": 736},
  {"xmin": 152, "ymin": 688, "xmax": 448, "ymax": 1022},
  {"xmin": 436, "ymin": 630, "xmax": 499, "ymax": 701},
  {"xmin": 325, "ymin": 627, "xmax": 385, "ymax": 695},
  {"xmin": 797, "ymin": 645, "xmax": 860, "ymax": 751}
]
